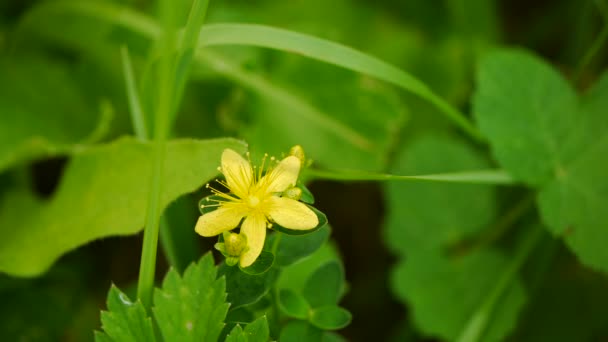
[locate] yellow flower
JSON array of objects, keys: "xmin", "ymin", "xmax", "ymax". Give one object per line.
[{"xmin": 195, "ymin": 148, "xmax": 319, "ymax": 267}]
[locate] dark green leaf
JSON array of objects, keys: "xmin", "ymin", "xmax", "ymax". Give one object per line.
[
  {"xmin": 153, "ymin": 253, "xmax": 229, "ymax": 342},
  {"xmin": 0, "ymin": 137, "xmax": 246, "ymax": 276},
  {"xmin": 268, "ymin": 225, "xmax": 330, "ymax": 267},
  {"xmin": 279, "ymin": 289, "xmax": 311, "ymax": 320},
  {"xmin": 384, "ymin": 134, "xmax": 497, "ymax": 255},
  {"xmin": 219, "ymin": 263, "xmax": 278, "ymax": 310},
  {"xmin": 280, "ymin": 321, "xmax": 323, "ymax": 342},
  {"xmin": 392, "ymin": 249, "xmax": 525, "ymax": 342},
  {"xmin": 97, "ymin": 286, "xmax": 156, "ymax": 342},
  {"xmin": 303, "ymin": 261, "xmax": 345, "ymax": 308},
  {"xmin": 239, "ymin": 251, "xmax": 274, "ymax": 275},
  {"xmin": 309, "ymin": 306, "xmax": 352, "ymax": 331}
]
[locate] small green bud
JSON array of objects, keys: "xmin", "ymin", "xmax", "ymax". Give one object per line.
[
  {"xmin": 283, "ymin": 186, "xmax": 302, "ymax": 200},
  {"xmin": 224, "ymin": 231, "xmax": 247, "ymax": 257}
]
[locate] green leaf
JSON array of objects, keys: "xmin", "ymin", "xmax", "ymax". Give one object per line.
[
  {"xmin": 218, "ymin": 263, "xmax": 278, "ymax": 310},
  {"xmin": 309, "ymin": 306, "xmax": 352, "ymax": 331},
  {"xmin": 279, "ymin": 289, "xmax": 311, "ymax": 320},
  {"xmin": 0, "ymin": 137, "xmax": 246, "ymax": 276},
  {"xmin": 384, "ymin": 134, "xmax": 497, "ymax": 255},
  {"xmin": 392, "ymin": 249, "xmax": 526, "ymax": 342},
  {"xmin": 269, "ymin": 225, "xmax": 330, "ymax": 267},
  {"xmin": 473, "ymin": 48, "xmax": 578, "ymax": 186},
  {"xmin": 510, "ymin": 250, "xmax": 608, "ymax": 341},
  {"xmin": 243, "ymin": 316, "xmax": 270, "ymax": 342},
  {"xmin": 280, "ymin": 321, "xmax": 323, "ymax": 342},
  {"xmin": 96, "ymin": 285, "xmax": 156, "ymax": 342},
  {"xmin": 239, "ymin": 251, "xmax": 274, "ymax": 275},
  {"xmin": 0, "ymin": 57, "xmax": 110, "ymax": 172},
  {"xmin": 229, "ymin": 54, "xmax": 407, "ymax": 171},
  {"xmin": 303, "ymin": 261, "xmax": 345, "ymax": 308},
  {"xmin": 475, "ymin": 49, "xmax": 608, "ymax": 271},
  {"xmin": 225, "ymin": 325, "xmax": 246, "ymax": 342},
  {"xmin": 277, "ymin": 242, "xmax": 341, "ymax": 292},
  {"xmin": 153, "ymin": 253, "xmax": 228, "ymax": 342}
]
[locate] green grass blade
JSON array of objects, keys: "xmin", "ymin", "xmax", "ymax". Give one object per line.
[
  {"xmin": 303, "ymin": 169, "xmax": 515, "ymax": 185},
  {"xmin": 120, "ymin": 45, "xmax": 149, "ymax": 140},
  {"xmin": 456, "ymin": 226, "xmax": 542, "ymax": 342},
  {"xmin": 29, "ymin": 1, "xmax": 482, "ymax": 142}
]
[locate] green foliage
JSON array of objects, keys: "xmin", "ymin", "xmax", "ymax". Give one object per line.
[
  {"xmin": 475, "ymin": 49, "xmax": 608, "ymax": 272},
  {"xmin": 0, "ymin": 57, "xmax": 110, "ymax": 172},
  {"xmin": 0, "ymin": 138, "xmax": 245, "ymax": 276},
  {"xmin": 225, "ymin": 316, "xmax": 270, "ymax": 342},
  {"xmin": 269, "ymin": 226, "xmax": 330, "ymax": 267},
  {"xmin": 279, "ymin": 289, "xmax": 311, "ymax": 319},
  {"xmin": 96, "ymin": 286, "xmax": 156, "ymax": 342},
  {"xmin": 154, "ymin": 254, "xmax": 229, "ymax": 341},
  {"xmin": 303, "ymin": 261, "xmax": 345, "ymax": 308}
]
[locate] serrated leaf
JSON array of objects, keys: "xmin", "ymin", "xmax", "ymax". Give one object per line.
[
  {"xmin": 392, "ymin": 249, "xmax": 525, "ymax": 342},
  {"xmin": 97, "ymin": 286, "xmax": 156, "ymax": 342},
  {"xmin": 225, "ymin": 324, "xmax": 246, "ymax": 342},
  {"xmin": 278, "ymin": 289, "xmax": 311, "ymax": 320},
  {"xmin": 267, "ymin": 225, "xmax": 330, "ymax": 267},
  {"xmin": 242, "ymin": 316, "xmax": 270, "ymax": 342},
  {"xmin": 309, "ymin": 306, "xmax": 352, "ymax": 331},
  {"xmin": 153, "ymin": 253, "xmax": 229, "ymax": 342},
  {"xmin": 473, "ymin": 49, "xmax": 578, "ymax": 186},
  {"xmin": 384, "ymin": 134, "xmax": 497, "ymax": 255},
  {"xmin": 0, "ymin": 137, "xmax": 245, "ymax": 276},
  {"xmin": 474, "ymin": 49, "xmax": 608, "ymax": 271},
  {"xmin": 303, "ymin": 261, "xmax": 345, "ymax": 308},
  {"xmin": 0, "ymin": 57, "xmax": 109, "ymax": 172},
  {"xmin": 218, "ymin": 263, "xmax": 278, "ymax": 310}
]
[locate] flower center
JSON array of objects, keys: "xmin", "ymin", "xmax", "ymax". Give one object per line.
[{"xmin": 247, "ymin": 195, "xmax": 261, "ymax": 208}]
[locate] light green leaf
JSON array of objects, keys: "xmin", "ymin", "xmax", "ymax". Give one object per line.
[
  {"xmin": 96, "ymin": 286, "xmax": 156, "ymax": 342},
  {"xmin": 0, "ymin": 137, "xmax": 246, "ymax": 276},
  {"xmin": 384, "ymin": 134, "xmax": 497, "ymax": 255},
  {"xmin": 303, "ymin": 261, "xmax": 345, "ymax": 308},
  {"xmin": 280, "ymin": 321, "xmax": 323, "ymax": 342},
  {"xmin": 475, "ymin": 48, "xmax": 608, "ymax": 271},
  {"xmin": 538, "ymin": 72, "xmax": 608, "ymax": 272},
  {"xmin": 153, "ymin": 253, "xmax": 228, "ymax": 342},
  {"xmin": 309, "ymin": 306, "xmax": 352, "ymax": 331},
  {"xmin": 277, "ymin": 242, "xmax": 341, "ymax": 293},
  {"xmin": 225, "ymin": 325, "xmax": 246, "ymax": 342},
  {"xmin": 392, "ymin": 249, "xmax": 526, "ymax": 342},
  {"xmin": 242, "ymin": 316, "xmax": 270, "ymax": 342},
  {"xmin": 473, "ymin": 49, "xmax": 578, "ymax": 186},
  {"xmin": 0, "ymin": 57, "xmax": 110, "ymax": 172}
]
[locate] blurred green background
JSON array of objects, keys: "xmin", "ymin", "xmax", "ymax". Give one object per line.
[{"xmin": 0, "ymin": 0, "xmax": 607, "ymax": 341}]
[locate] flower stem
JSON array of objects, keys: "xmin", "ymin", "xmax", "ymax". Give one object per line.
[{"xmin": 136, "ymin": 0, "xmax": 175, "ymax": 309}]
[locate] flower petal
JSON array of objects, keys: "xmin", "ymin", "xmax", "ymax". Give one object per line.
[
  {"xmin": 267, "ymin": 197, "xmax": 318, "ymax": 230},
  {"xmin": 239, "ymin": 214, "xmax": 267, "ymax": 267},
  {"xmin": 222, "ymin": 149, "xmax": 253, "ymax": 198},
  {"xmin": 194, "ymin": 207, "xmax": 244, "ymax": 237},
  {"xmin": 261, "ymin": 156, "xmax": 301, "ymax": 193}
]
